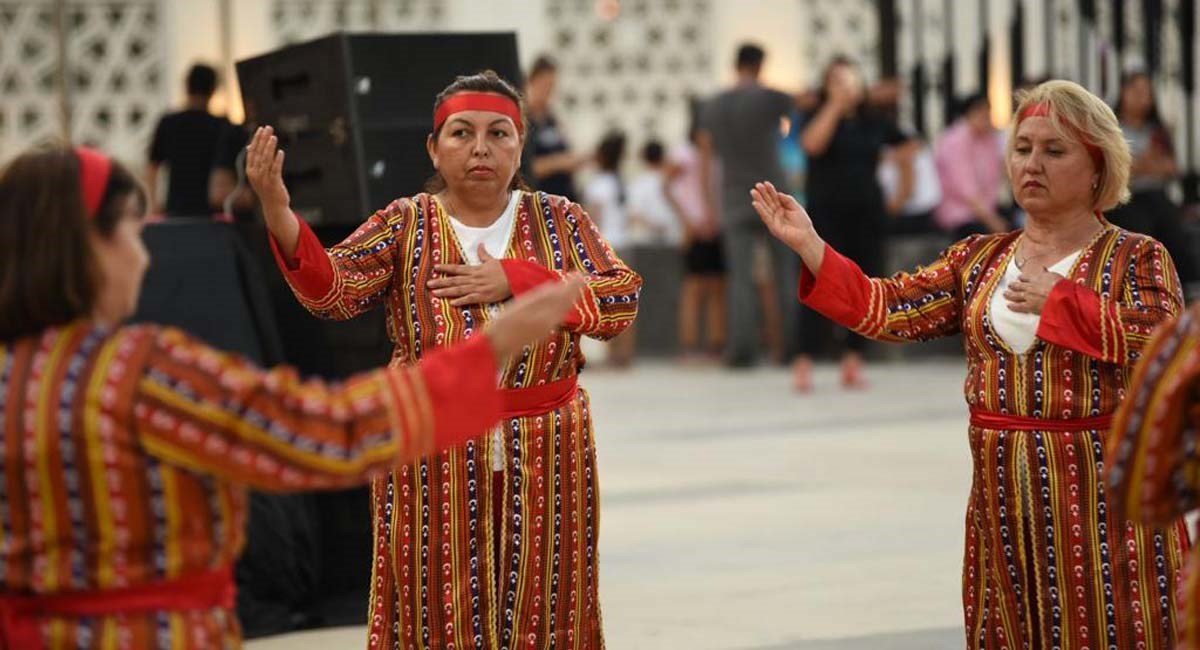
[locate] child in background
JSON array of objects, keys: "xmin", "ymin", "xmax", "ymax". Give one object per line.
[
  {"xmin": 627, "ymin": 140, "xmax": 683, "ymax": 246},
  {"xmin": 584, "ymin": 132, "xmax": 636, "ymax": 367},
  {"xmin": 669, "ymin": 125, "xmax": 726, "ymax": 361}
]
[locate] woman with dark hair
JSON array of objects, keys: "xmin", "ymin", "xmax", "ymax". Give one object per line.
[
  {"xmin": 248, "ymin": 70, "xmax": 640, "ymax": 649},
  {"xmin": 1109, "ymin": 71, "xmax": 1198, "ymax": 287},
  {"xmin": 0, "ymin": 145, "xmax": 582, "ymax": 648},
  {"xmin": 797, "ymin": 56, "xmax": 912, "ymax": 391},
  {"xmin": 524, "ymin": 55, "xmax": 586, "ymax": 201}
]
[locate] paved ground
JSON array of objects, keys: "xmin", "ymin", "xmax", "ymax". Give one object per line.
[{"xmin": 248, "ymin": 359, "xmax": 973, "ymax": 649}]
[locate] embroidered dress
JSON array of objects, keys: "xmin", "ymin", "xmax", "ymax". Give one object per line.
[
  {"xmin": 0, "ymin": 322, "xmax": 500, "ymax": 649},
  {"xmin": 1108, "ymin": 304, "xmax": 1200, "ymax": 648},
  {"xmin": 799, "ymin": 224, "xmax": 1188, "ymax": 648},
  {"xmin": 270, "ymin": 191, "xmax": 641, "ymax": 649}
]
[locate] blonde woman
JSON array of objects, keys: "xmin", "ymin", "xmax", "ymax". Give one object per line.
[{"xmin": 754, "ymin": 80, "xmax": 1188, "ymax": 646}]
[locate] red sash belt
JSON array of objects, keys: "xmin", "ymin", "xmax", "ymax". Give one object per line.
[
  {"xmin": 0, "ymin": 565, "xmax": 235, "ymax": 650},
  {"xmin": 969, "ymin": 409, "xmax": 1114, "ymax": 432},
  {"xmin": 499, "ymin": 376, "xmax": 579, "ymax": 419}
]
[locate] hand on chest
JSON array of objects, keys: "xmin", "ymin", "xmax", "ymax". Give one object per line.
[
  {"xmin": 986, "ymin": 249, "xmax": 1083, "ymax": 354},
  {"xmin": 423, "ymin": 195, "xmax": 519, "ymax": 314}
]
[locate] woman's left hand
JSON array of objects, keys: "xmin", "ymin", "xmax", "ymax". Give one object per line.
[
  {"xmin": 429, "ymin": 245, "xmax": 512, "ymax": 306},
  {"xmin": 1005, "ymin": 267, "xmax": 1066, "ymax": 315}
]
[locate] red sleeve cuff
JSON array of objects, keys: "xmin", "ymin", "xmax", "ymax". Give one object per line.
[
  {"xmin": 797, "ymin": 243, "xmax": 873, "ymax": 329},
  {"xmin": 1037, "ymin": 279, "xmax": 1105, "ymax": 359},
  {"xmin": 416, "ymin": 335, "xmax": 502, "ymax": 450},
  {"xmin": 500, "ymin": 258, "xmax": 586, "ymax": 329},
  {"xmin": 268, "ymin": 215, "xmax": 336, "ymax": 299},
  {"xmin": 501, "ymin": 258, "xmax": 560, "ymax": 295}
]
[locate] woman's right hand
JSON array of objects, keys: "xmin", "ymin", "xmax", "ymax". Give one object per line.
[
  {"xmin": 245, "ymin": 126, "xmax": 292, "ymax": 219},
  {"xmin": 750, "ymin": 182, "xmax": 816, "ymax": 253},
  {"xmin": 484, "ymin": 276, "xmax": 586, "ymax": 363}
]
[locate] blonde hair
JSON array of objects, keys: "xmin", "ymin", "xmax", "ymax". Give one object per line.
[{"xmin": 1009, "ymin": 79, "xmax": 1131, "ymax": 211}]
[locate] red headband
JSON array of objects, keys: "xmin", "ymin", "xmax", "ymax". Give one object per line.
[
  {"xmin": 1018, "ymin": 102, "xmax": 1105, "ymax": 172},
  {"xmin": 433, "ymin": 92, "xmax": 523, "ymax": 135},
  {"xmin": 75, "ymin": 146, "xmax": 112, "ymax": 220}
]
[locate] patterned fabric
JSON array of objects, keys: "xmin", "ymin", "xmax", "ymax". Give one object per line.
[
  {"xmin": 271, "ymin": 191, "xmax": 641, "ymax": 649},
  {"xmin": 800, "ymin": 223, "xmax": 1189, "ymax": 648},
  {"xmin": 0, "ymin": 321, "xmax": 500, "ymax": 649},
  {"xmin": 1108, "ymin": 304, "xmax": 1200, "ymax": 648}
]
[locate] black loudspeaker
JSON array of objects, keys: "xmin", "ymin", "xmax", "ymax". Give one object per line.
[{"xmin": 236, "ymin": 32, "xmax": 522, "ymax": 225}]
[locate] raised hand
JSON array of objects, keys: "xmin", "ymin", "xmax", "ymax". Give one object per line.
[
  {"xmin": 245, "ymin": 126, "xmax": 291, "ymax": 216},
  {"xmin": 485, "ymin": 276, "xmax": 586, "ymax": 362},
  {"xmin": 750, "ymin": 181, "xmax": 815, "ymax": 253},
  {"xmin": 428, "ymin": 245, "xmax": 513, "ymax": 306}
]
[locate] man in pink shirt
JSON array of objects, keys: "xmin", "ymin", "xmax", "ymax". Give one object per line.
[{"xmin": 934, "ymin": 93, "xmax": 1009, "ymax": 238}]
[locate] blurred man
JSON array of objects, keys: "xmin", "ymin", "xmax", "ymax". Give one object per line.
[
  {"xmin": 146, "ymin": 63, "xmax": 230, "ymax": 217},
  {"xmin": 933, "ymin": 93, "xmax": 1008, "ymax": 238},
  {"xmin": 698, "ymin": 43, "xmax": 800, "ymax": 368}
]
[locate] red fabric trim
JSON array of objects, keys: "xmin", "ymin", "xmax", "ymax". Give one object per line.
[
  {"xmin": 969, "ymin": 408, "xmax": 1113, "ymax": 432},
  {"xmin": 499, "ymin": 376, "xmax": 578, "ymax": 419},
  {"xmin": 1037, "ymin": 279, "xmax": 1106, "ymax": 359},
  {"xmin": 500, "ymin": 259, "xmax": 585, "ymax": 329},
  {"xmin": 418, "ymin": 335, "xmax": 502, "ymax": 450},
  {"xmin": 0, "ymin": 565, "xmax": 234, "ymax": 650},
  {"xmin": 1018, "ymin": 101, "xmax": 1051, "ymax": 119},
  {"xmin": 268, "ymin": 214, "xmax": 336, "ymax": 300},
  {"xmin": 1017, "ymin": 102, "xmax": 1103, "ymax": 171},
  {"xmin": 500, "ymin": 258, "xmax": 558, "ymax": 294},
  {"xmin": 75, "ymin": 147, "xmax": 112, "ymax": 220},
  {"xmin": 796, "ymin": 243, "xmax": 873, "ymax": 330},
  {"xmin": 434, "ymin": 92, "xmax": 524, "ymax": 135}
]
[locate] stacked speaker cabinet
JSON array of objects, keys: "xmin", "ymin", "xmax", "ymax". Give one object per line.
[{"xmin": 236, "ymin": 32, "xmax": 522, "ymax": 225}]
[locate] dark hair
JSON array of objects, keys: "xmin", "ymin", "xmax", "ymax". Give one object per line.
[
  {"xmin": 641, "ymin": 140, "xmax": 664, "ymax": 165},
  {"xmin": 954, "ymin": 92, "xmax": 990, "ymax": 120},
  {"xmin": 596, "ymin": 132, "xmax": 626, "ymax": 171},
  {"xmin": 816, "ymin": 55, "xmax": 868, "ymax": 116},
  {"xmin": 0, "ymin": 146, "xmax": 145, "ymax": 341},
  {"xmin": 424, "ymin": 70, "xmax": 530, "ymax": 194},
  {"xmin": 735, "ymin": 44, "xmax": 765, "ymax": 71},
  {"xmin": 186, "ymin": 64, "xmax": 218, "ymax": 98},
  {"xmin": 1115, "ymin": 71, "xmax": 1164, "ymax": 127},
  {"xmin": 528, "ymin": 55, "xmax": 558, "ymax": 81}
]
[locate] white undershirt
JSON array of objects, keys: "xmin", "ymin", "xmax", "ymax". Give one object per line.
[
  {"xmin": 989, "ymin": 250, "xmax": 1082, "ymax": 355},
  {"xmin": 445, "ymin": 190, "xmax": 520, "ymax": 472},
  {"xmin": 448, "ymin": 190, "xmax": 520, "ymax": 268}
]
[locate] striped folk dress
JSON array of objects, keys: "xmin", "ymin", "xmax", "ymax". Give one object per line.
[
  {"xmin": 799, "ymin": 224, "xmax": 1189, "ymax": 648},
  {"xmin": 270, "ymin": 191, "xmax": 642, "ymax": 649},
  {"xmin": 1108, "ymin": 304, "xmax": 1200, "ymax": 648},
  {"xmin": 0, "ymin": 321, "xmax": 502, "ymax": 649}
]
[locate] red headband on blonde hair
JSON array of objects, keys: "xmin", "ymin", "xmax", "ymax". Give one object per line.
[
  {"xmin": 75, "ymin": 147, "xmax": 112, "ymax": 220},
  {"xmin": 433, "ymin": 92, "xmax": 523, "ymax": 135},
  {"xmin": 1018, "ymin": 101, "xmax": 1105, "ymax": 172}
]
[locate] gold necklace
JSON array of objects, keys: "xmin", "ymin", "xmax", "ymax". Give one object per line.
[{"xmin": 1014, "ymin": 222, "xmax": 1106, "ymax": 271}]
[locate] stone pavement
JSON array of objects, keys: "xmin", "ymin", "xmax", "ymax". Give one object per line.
[{"xmin": 248, "ymin": 359, "xmax": 973, "ymax": 649}]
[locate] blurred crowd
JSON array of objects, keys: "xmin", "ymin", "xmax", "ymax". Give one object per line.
[{"xmin": 145, "ymin": 47, "xmax": 1199, "ymax": 386}]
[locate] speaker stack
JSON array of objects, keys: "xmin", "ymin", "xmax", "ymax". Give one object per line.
[{"xmin": 236, "ymin": 32, "xmax": 522, "ymax": 226}]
